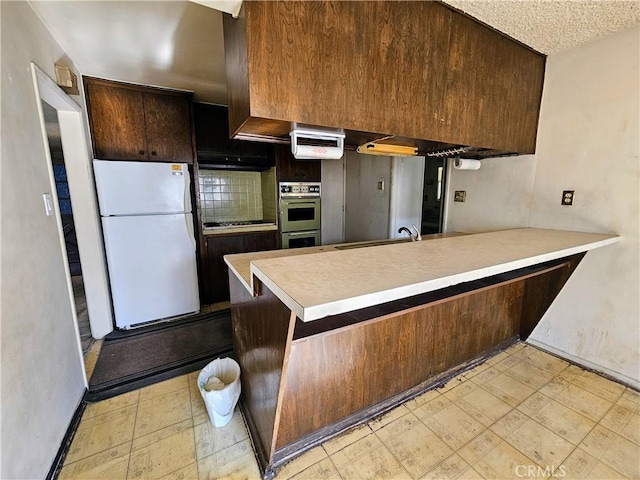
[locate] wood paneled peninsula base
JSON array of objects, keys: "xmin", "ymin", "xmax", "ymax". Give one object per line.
[{"xmin": 224, "ymin": 228, "xmax": 618, "ymax": 478}]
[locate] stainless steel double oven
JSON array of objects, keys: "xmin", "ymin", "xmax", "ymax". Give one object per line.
[{"xmin": 279, "ymin": 182, "xmax": 321, "ymax": 248}]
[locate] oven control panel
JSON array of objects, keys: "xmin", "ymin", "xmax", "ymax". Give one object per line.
[{"xmin": 279, "ymin": 182, "xmax": 321, "ymax": 198}]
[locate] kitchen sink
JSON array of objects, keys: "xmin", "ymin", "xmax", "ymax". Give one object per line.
[{"xmin": 335, "ymin": 238, "xmax": 412, "ymax": 250}]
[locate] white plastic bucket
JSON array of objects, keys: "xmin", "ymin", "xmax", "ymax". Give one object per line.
[{"xmin": 197, "ymin": 357, "xmax": 241, "ymax": 427}]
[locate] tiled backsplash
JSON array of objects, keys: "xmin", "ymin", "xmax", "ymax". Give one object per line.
[
  {"xmin": 198, "ymin": 170, "xmax": 264, "ymax": 223},
  {"xmin": 198, "ymin": 168, "xmax": 278, "ymax": 224}
]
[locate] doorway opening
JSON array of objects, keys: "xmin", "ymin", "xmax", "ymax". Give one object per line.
[
  {"xmin": 32, "ymin": 63, "xmax": 115, "ymax": 386},
  {"xmin": 421, "ymin": 158, "xmax": 446, "ymax": 235},
  {"xmin": 41, "ymin": 100, "xmax": 94, "ymax": 355}
]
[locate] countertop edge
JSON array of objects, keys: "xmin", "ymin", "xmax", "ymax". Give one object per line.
[
  {"xmin": 228, "ymin": 262, "xmax": 253, "ymax": 295},
  {"xmin": 250, "ymin": 262, "xmax": 306, "ymax": 319},
  {"xmin": 298, "ymin": 235, "xmax": 619, "ymax": 321},
  {"xmin": 249, "ymin": 234, "xmax": 619, "ymax": 322}
]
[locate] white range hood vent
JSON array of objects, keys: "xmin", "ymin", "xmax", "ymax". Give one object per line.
[{"xmin": 290, "ymin": 127, "xmax": 345, "ymax": 160}]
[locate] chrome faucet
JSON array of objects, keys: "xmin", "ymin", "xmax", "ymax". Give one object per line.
[
  {"xmin": 398, "ymin": 224, "xmax": 422, "ymax": 242},
  {"xmin": 398, "ymin": 226, "xmax": 413, "ymax": 240},
  {"xmin": 412, "ymin": 224, "xmax": 422, "ymax": 241}
]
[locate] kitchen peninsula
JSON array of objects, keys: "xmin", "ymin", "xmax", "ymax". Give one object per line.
[{"xmin": 224, "ymin": 228, "xmax": 618, "ymax": 478}]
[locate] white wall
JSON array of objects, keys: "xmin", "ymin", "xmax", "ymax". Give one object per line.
[
  {"xmin": 444, "ymin": 155, "xmax": 537, "ymax": 233},
  {"xmin": 527, "ymin": 26, "xmax": 639, "ymax": 387},
  {"xmin": 344, "ymin": 152, "xmax": 392, "ymax": 242},
  {"xmin": 321, "ymin": 157, "xmax": 345, "ymax": 245},
  {"xmin": 389, "ymin": 156, "xmax": 425, "ymax": 239},
  {"xmin": 445, "ymin": 26, "xmax": 639, "ymax": 387},
  {"xmin": 323, "ymin": 155, "xmax": 427, "ymax": 243},
  {"xmin": 1, "ymin": 3, "xmax": 87, "ymax": 478}
]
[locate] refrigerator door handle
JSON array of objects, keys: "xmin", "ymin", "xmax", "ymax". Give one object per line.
[
  {"xmin": 182, "ymin": 166, "xmax": 195, "ymax": 250},
  {"xmin": 183, "ymin": 166, "xmax": 191, "ymax": 213},
  {"xmin": 185, "ymin": 214, "xmax": 196, "ymax": 251}
]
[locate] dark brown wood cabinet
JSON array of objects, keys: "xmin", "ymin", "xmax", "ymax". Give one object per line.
[
  {"xmin": 275, "ymin": 145, "xmax": 320, "ymax": 182},
  {"xmin": 223, "ymin": 1, "xmax": 545, "ymax": 155},
  {"xmin": 203, "ymin": 231, "xmax": 278, "ymax": 303},
  {"xmin": 84, "ymin": 77, "xmax": 195, "ymax": 163},
  {"xmin": 193, "ymin": 103, "xmax": 273, "ymax": 169}
]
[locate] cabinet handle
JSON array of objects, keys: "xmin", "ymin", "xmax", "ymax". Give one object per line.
[
  {"xmin": 151, "ymin": 151, "xmax": 157, "ymax": 156},
  {"xmin": 139, "ymin": 150, "xmax": 145, "ymax": 155}
]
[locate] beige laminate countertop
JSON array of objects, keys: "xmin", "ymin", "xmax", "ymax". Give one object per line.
[{"xmin": 224, "ymin": 228, "xmax": 619, "ymax": 322}]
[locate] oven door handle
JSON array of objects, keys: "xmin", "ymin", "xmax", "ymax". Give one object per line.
[
  {"xmin": 286, "ymin": 230, "xmax": 318, "ymax": 236},
  {"xmin": 281, "ymin": 201, "xmax": 319, "ymax": 207}
]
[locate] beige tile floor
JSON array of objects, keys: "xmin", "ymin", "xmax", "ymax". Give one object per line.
[{"xmin": 62, "ymin": 342, "xmax": 640, "ymax": 479}]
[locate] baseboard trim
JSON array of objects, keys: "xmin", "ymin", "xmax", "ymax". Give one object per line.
[
  {"xmin": 46, "ymin": 390, "xmax": 87, "ymax": 480},
  {"xmin": 526, "ymin": 339, "xmax": 639, "ymax": 391}
]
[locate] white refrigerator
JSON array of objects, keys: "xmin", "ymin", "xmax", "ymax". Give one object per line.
[{"xmin": 94, "ymin": 160, "xmax": 200, "ymax": 329}]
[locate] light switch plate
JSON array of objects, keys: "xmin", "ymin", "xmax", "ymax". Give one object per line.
[
  {"xmin": 454, "ymin": 191, "xmax": 466, "ymax": 202},
  {"xmin": 42, "ymin": 193, "xmax": 54, "ymax": 216}
]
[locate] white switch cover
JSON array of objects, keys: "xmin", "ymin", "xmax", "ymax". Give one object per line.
[{"xmin": 42, "ymin": 193, "xmax": 54, "ymax": 216}]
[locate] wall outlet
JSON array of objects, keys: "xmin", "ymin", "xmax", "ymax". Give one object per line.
[
  {"xmin": 454, "ymin": 191, "xmax": 466, "ymax": 202},
  {"xmin": 562, "ymin": 190, "xmax": 575, "ymax": 206}
]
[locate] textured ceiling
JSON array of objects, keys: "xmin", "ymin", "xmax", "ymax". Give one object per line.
[
  {"xmin": 29, "ymin": 1, "xmax": 640, "ymax": 104},
  {"xmin": 442, "ymin": 0, "xmax": 640, "ymax": 54}
]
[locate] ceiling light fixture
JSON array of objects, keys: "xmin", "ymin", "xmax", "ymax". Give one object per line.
[{"xmin": 356, "ymin": 136, "xmax": 418, "ymax": 156}]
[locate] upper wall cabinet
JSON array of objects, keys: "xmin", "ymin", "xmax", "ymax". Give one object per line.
[
  {"xmin": 275, "ymin": 145, "xmax": 320, "ymax": 182},
  {"xmin": 193, "ymin": 102, "xmax": 274, "ymax": 170},
  {"xmin": 84, "ymin": 77, "xmax": 195, "ymax": 163},
  {"xmin": 223, "ymin": 1, "xmax": 545, "ymax": 155}
]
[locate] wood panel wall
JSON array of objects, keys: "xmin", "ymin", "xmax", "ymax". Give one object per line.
[
  {"xmin": 520, "ymin": 253, "xmax": 585, "ymax": 339},
  {"xmin": 275, "ymin": 280, "xmax": 523, "ymax": 448},
  {"xmin": 229, "ymin": 254, "xmax": 584, "ymax": 476},
  {"xmin": 229, "ymin": 274, "xmax": 296, "ymax": 464}
]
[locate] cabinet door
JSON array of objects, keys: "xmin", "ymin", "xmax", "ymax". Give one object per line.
[
  {"xmin": 275, "ymin": 145, "xmax": 321, "ymax": 182},
  {"xmin": 143, "ymin": 93, "xmax": 194, "ymax": 163},
  {"xmin": 443, "ymin": 12, "xmax": 544, "ymax": 153},
  {"xmin": 204, "ymin": 231, "xmax": 278, "ymax": 303},
  {"xmin": 193, "ymin": 103, "xmax": 271, "ymax": 162},
  {"xmin": 86, "ymin": 83, "xmax": 148, "ymax": 160},
  {"xmin": 205, "ymin": 235, "xmax": 245, "ymax": 304},
  {"xmin": 243, "ymin": 232, "xmax": 278, "ymax": 253}
]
